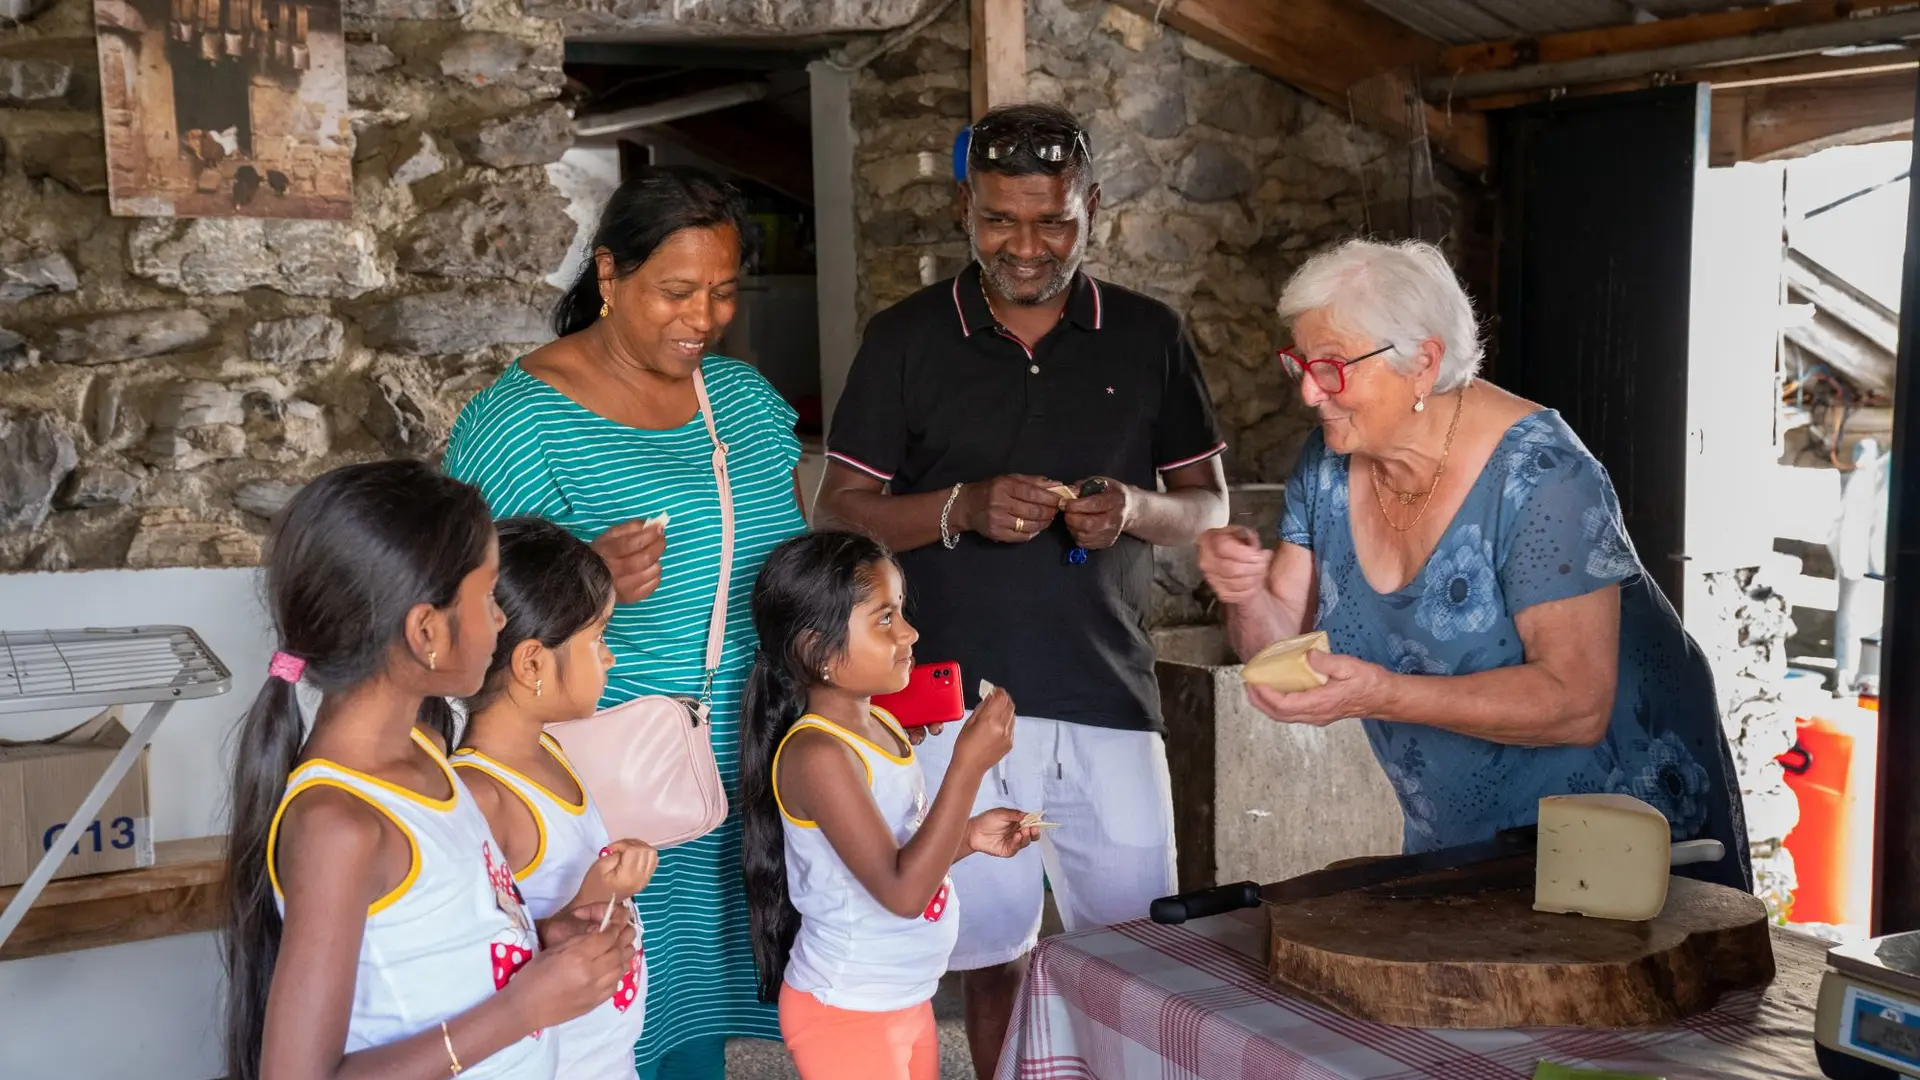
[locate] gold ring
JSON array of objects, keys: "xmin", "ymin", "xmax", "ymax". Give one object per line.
[{"xmin": 1015, "ymin": 517, "xmax": 1025, "ymax": 533}]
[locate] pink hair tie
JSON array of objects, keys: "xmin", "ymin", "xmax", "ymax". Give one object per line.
[{"xmin": 268, "ymin": 651, "xmax": 306, "ymax": 683}]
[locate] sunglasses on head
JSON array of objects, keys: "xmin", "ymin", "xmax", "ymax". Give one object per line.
[{"xmin": 969, "ymin": 119, "xmax": 1090, "ymax": 170}]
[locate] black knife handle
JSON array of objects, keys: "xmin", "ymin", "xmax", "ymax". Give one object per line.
[
  {"xmin": 1493, "ymin": 825, "xmax": 1538, "ymax": 849},
  {"xmin": 1149, "ymin": 881, "xmax": 1261, "ymax": 925}
]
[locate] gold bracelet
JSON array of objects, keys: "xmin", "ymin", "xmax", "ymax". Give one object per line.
[{"xmin": 440, "ymin": 1020, "xmax": 462, "ymax": 1076}]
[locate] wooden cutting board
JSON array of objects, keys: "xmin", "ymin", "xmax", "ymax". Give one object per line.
[{"xmin": 1264, "ymin": 856, "xmax": 1776, "ymax": 1029}]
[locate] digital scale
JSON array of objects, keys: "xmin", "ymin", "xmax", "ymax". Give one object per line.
[{"xmin": 1818, "ymin": 931, "xmax": 1920, "ymax": 1078}]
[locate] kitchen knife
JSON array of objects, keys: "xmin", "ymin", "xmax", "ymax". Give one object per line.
[
  {"xmin": 1258, "ymin": 825, "xmax": 1543, "ymax": 907},
  {"xmin": 1150, "ymin": 881, "xmax": 1261, "ymax": 925},
  {"xmin": 1149, "ymin": 826, "xmax": 1538, "ymax": 924}
]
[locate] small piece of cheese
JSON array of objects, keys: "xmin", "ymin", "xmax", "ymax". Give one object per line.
[
  {"xmin": 1240, "ymin": 630, "xmax": 1331, "ymax": 692},
  {"xmin": 1533, "ymin": 793, "xmax": 1672, "ymax": 921}
]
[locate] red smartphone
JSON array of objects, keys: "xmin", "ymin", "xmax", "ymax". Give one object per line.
[{"xmin": 874, "ymin": 661, "xmax": 965, "ymax": 729}]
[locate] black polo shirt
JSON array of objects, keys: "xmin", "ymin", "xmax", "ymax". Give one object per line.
[{"xmin": 828, "ymin": 262, "xmax": 1226, "ymax": 733}]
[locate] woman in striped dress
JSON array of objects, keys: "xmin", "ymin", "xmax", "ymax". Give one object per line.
[{"xmin": 443, "ymin": 167, "xmax": 807, "ymax": 1080}]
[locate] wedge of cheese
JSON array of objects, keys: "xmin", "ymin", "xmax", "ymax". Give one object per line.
[
  {"xmin": 1533, "ymin": 793, "xmax": 1672, "ymax": 921},
  {"xmin": 1240, "ymin": 630, "xmax": 1331, "ymax": 691}
]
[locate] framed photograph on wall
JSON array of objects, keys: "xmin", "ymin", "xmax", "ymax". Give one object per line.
[{"xmin": 93, "ymin": 0, "xmax": 350, "ymax": 218}]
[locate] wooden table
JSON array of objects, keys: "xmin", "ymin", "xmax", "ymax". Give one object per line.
[{"xmin": 997, "ymin": 910, "xmax": 1824, "ymax": 1079}]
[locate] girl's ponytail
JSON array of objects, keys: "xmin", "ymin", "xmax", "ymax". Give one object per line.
[
  {"xmin": 222, "ymin": 676, "xmax": 304, "ymax": 1080},
  {"xmin": 739, "ymin": 651, "xmax": 809, "ymax": 1002},
  {"xmin": 737, "ymin": 531, "xmax": 898, "ymax": 1003},
  {"xmin": 220, "ymin": 460, "xmax": 494, "ymax": 1080}
]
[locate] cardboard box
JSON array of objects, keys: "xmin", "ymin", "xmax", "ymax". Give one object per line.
[{"xmin": 0, "ymin": 707, "xmax": 155, "ymax": 888}]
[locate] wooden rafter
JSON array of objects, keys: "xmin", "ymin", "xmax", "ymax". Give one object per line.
[
  {"xmin": 1430, "ymin": 1, "xmax": 1920, "ymax": 102},
  {"xmin": 1441, "ymin": 1, "xmax": 1907, "ymax": 78},
  {"xmin": 1459, "ymin": 46, "xmax": 1920, "ymax": 112},
  {"xmin": 1711, "ymin": 67, "xmax": 1916, "ymax": 164},
  {"xmin": 970, "ymin": 0, "xmax": 1026, "ymax": 120},
  {"xmin": 1109, "ymin": 0, "xmax": 1488, "ymax": 174}
]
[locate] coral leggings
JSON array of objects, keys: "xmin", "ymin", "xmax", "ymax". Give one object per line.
[{"xmin": 778, "ymin": 983, "xmax": 939, "ymax": 1080}]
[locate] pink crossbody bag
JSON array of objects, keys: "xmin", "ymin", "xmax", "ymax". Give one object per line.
[{"xmin": 543, "ymin": 369, "xmax": 732, "ymax": 848}]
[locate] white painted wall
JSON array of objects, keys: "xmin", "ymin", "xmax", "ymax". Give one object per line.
[{"xmin": 0, "ymin": 567, "xmax": 272, "ymax": 1080}]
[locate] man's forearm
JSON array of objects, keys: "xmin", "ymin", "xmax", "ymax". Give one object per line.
[
  {"xmin": 1124, "ymin": 485, "xmax": 1228, "ymax": 547},
  {"xmin": 816, "ymin": 486, "xmax": 955, "ymax": 554}
]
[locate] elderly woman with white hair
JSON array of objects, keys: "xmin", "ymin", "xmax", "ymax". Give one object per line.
[{"xmin": 1197, "ymin": 238, "xmax": 1751, "ymax": 891}]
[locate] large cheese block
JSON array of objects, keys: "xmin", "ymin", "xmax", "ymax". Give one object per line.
[
  {"xmin": 1533, "ymin": 793, "xmax": 1672, "ymax": 921},
  {"xmin": 1240, "ymin": 630, "xmax": 1331, "ymax": 691}
]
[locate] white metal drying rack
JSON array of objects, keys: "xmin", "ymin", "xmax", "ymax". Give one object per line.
[{"xmin": 0, "ymin": 626, "xmax": 231, "ymax": 951}]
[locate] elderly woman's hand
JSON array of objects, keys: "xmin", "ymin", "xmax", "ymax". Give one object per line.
[
  {"xmin": 1244, "ymin": 651, "xmax": 1392, "ymax": 727},
  {"xmin": 1197, "ymin": 526, "xmax": 1272, "ymax": 605},
  {"xmin": 591, "ymin": 519, "xmax": 667, "ymax": 605}
]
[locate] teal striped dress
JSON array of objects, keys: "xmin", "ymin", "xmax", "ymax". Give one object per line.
[{"xmin": 443, "ymin": 356, "xmax": 805, "ymax": 1066}]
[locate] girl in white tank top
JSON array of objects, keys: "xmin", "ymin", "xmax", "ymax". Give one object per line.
[
  {"xmin": 454, "ymin": 518, "xmax": 657, "ymax": 1079},
  {"xmin": 221, "ymin": 461, "xmax": 635, "ymax": 1080},
  {"xmin": 737, "ymin": 532, "xmax": 1041, "ymax": 1080}
]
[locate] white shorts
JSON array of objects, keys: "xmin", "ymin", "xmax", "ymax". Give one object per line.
[{"xmin": 914, "ymin": 714, "xmax": 1177, "ymax": 971}]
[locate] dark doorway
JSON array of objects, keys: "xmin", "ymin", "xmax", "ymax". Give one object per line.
[{"xmin": 1493, "ymin": 84, "xmax": 1709, "ymax": 610}]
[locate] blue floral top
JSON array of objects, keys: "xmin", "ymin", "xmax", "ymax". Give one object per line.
[{"xmin": 1281, "ymin": 410, "xmax": 1752, "ymax": 891}]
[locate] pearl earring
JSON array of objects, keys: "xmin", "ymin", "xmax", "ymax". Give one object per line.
[
  {"xmin": 1413, "ymin": 396, "xmax": 1426, "ymax": 413},
  {"xmin": 427, "ymin": 650, "xmax": 437, "ymax": 671},
  {"xmin": 535, "ymin": 678, "xmax": 544, "ymax": 697}
]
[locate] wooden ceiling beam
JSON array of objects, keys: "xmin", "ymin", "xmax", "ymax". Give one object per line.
[
  {"xmin": 1711, "ymin": 67, "xmax": 1916, "ymax": 164},
  {"xmin": 1431, "ymin": 4, "xmax": 1920, "ymax": 101},
  {"xmin": 971, "ymin": 0, "xmax": 1027, "ymax": 119},
  {"xmin": 1441, "ymin": 1, "xmax": 1903, "ymax": 77},
  {"xmin": 1109, "ymin": 0, "xmax": 1488, "ymax": 175},
  {"xmin": 1460, "ymin": 46, "xmax": 1920, "ymax": 111}
]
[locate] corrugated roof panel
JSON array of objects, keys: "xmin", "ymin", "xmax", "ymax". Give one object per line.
[{"xmin": 1361, "ymin": 0, "xmax": 1517, "ymax": 43}]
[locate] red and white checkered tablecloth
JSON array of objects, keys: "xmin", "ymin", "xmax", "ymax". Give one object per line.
[{"xmin": 997, "ymin": 909, "xmax": 1826, "ymax": 1080}]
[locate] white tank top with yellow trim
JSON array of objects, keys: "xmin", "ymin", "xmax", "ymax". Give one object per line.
[
  {"xmin": 267, "ymin": 728, "xmax": 555, "ymax": 1078},
  {"xmin": 453, "ymin": 735, "xmax": 646, "ymax": 1080},
  {"xmin": 775, "ymin": 708, "xmax": 958, "ymax": 1012}
]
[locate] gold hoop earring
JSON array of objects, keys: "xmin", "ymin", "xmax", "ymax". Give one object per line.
[
  {"xmin": 599, "ymin": 298, "xmax": 610, "ymax": 318},
  {"xmin": 427, "ymin": 650, "xmax": 437, "ymax": 672}
]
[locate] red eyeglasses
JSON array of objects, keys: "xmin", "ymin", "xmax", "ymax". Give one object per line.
[{"xmin": 1277, "ymin": 343, "xmax": 1394, "ymax": 395}]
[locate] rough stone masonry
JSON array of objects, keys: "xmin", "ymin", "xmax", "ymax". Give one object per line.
[
  {"xmin": 0, "ymin": 0, "xmax": 1467, "ymax": 579},
  {"xmin": 0, "ymin": 0, "xmax": 571, "ymax": 571}
]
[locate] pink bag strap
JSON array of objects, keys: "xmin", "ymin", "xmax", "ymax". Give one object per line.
[{"xmin": 692, "ymin": 367, "xmax": 732, "ymax": 716}]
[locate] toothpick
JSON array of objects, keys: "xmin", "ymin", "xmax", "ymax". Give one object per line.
[{"xmin": 598, "ymin": 893, "xmax": 618, "ymax": 932}]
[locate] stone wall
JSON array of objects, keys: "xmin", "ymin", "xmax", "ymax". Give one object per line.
[
  {"xmin": 3, "ymin": 0, "xmax": 1478, "ymax": 573},
  {"xmin": 1697, "ymin": 564, "xmax": 1800, "ymax": 919},
  {"xmin": 0, "ymin": 0, "xmax": 572, "ymax": 570},
  {"xmin": 846, "ymin": 0, "xmax": 1474, "ymax": 487}
]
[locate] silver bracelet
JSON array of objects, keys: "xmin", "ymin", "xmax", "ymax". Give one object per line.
[{"xmin": 939, "ymin": 482, "xmax": 965, "ymax": 550}]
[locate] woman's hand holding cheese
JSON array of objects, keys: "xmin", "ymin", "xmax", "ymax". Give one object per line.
[{"xmin": 1245, "ymin": 651, "xmax": 1392, "ymax": 728}]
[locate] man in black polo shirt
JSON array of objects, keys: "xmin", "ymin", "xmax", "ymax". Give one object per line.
[{"xmin": 817, "ymin": 103, "xmax": 1228, "ymax": 1076}]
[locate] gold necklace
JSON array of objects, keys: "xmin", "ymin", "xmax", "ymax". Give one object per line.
[
  {"xmin": 981, "ymin": 278, "xmax": 1062, "ymax": 338},
  {"xmin": 1369, "ymin": 387, "xmax": 1467, "ymax": 534}
]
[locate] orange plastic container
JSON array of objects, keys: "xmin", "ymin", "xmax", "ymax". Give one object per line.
[{"xmin": 1777, "ymin": 714, "xmax": 1857, "ymax": 926}]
